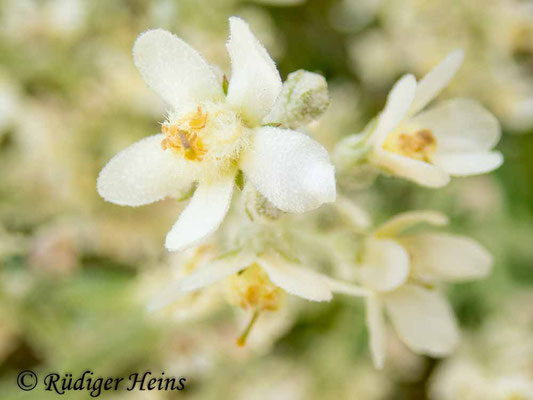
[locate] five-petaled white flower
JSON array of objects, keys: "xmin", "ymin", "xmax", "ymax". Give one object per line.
[
  {"xmin": 345, "ymin": 210, "xmax": 493, "ymax": 368},
  {"xmin": 149, "ymin": 248, "xmax": 369, "ymax": 313},
  {"xmin": 97, "ymin": 17, "xmax": 336, "ymax": 251},
  {"xmin": 364, "ymin": 50, "xmax": 503, "ymax": 188}
]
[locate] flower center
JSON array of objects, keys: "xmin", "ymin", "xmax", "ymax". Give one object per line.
[
  {"xmin": 382, "ymin": 128, "xmax": 437, "ymax": 162},
  {"xmin": 161, "ymin": 106, "xmax": 208, "ymax": 161},
  {"xmin": 161, "ymin": 103, "xmax": 247, "ymax": 167},
  {"xmin": 225, "ymin": 263, "xmax": 283, "ymax": 311}
]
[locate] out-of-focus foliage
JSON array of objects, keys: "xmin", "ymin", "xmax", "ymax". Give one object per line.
[{"xmin": 0, "ymin": 0, "xmax": 531, "ymax": 399}]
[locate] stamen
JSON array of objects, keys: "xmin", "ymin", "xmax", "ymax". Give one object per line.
[
  {"xmin": 159, "ymin": 103, "xmax": 244, "ymax": 163},
  {"xmin": 160, "ymin": 109, "xmax": 207, "ymax": 161},
  {"xmin": 236, "ymin": 310, "xmax": 260, "ymax": 347},
  {"xmin": 188, "ymin": 106, "xmax": 208, "ymax": 130}
]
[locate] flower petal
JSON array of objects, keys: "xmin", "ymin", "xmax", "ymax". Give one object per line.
[
  {"xmin": 226, "ymin": 17, "xmax": 282, "ymax": 125},
  {"xmin": 97, "ymin": 134, "xmax": 195, "ymax": 206},
  {"xmin": 323, "ymin": 277, "xmax": 370, "ymax": 297},
  {"xmin": 366, "ymin": 295, "xmax": 387, "ymax": 369},
  {"xmin": 432, "ymin": 151, "xmax": 503, "ymax": 176},
  {"xmin": 240, "ymin": 126, "xmax": 336, "ymax": 213},
  {"xmin": 259, "ymin": 253, "xmax": 333, "ymax": 301},
  {"xmin": 384, "ymin": 285, "xmax": 459, "ymax": 356},
  {"xmin": 165, "ymin": 173, "xmax": 235, "ymax": 251},
  {"xmin": 412, "ymin": 99, "xmax": 501, "ymax": 152},
  {"xmin": 375, "ymin": 210, "xmax": 448, "ymax": 238},
  {"xmin": 370, "ymin": 74, "xmax": 417, "ymax": 146},
  {"xmin": 358, "ymin": 238, "xmax": 410, "ymax": 292},
  {"xmin": 372, "ymin": 150, "xmax": 450, "ymax": 188},
  {"xmin": 179, "ymin": 252, "xmax": 254, "ymax": 293},
  {"xmin": 399, "ymin": 233, "xmax": 493, "ymax": 282},
  {"xmin": 147, "ymin": 252, "xmax": 254, "ymax": 312},
  {"xmin": 408, "ymin": 49, "xmax": 464, "ymax": 116},
  {"xmin": 133, "ymin": 29, "xmax": 223, "ymax": 110}
]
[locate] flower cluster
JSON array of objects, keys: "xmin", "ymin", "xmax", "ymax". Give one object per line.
[{"xmin": 98, "ymin": 17, "xmax": 502, "ymax": 366}]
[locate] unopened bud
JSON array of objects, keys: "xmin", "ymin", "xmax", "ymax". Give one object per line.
[
  {"xmin": 243, "ymin": 183, "xmax": 283, "ymax": 222},
  {"xmin": 264, "ymin": 70, "xmax": 330, "ymax": 129}
]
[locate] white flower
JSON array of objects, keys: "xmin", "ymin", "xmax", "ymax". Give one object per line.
[
  {"xmin": 430, "ymin": 295, "xmax": 533, "ymax": 400},
  {"xmin": 358, "ymin": 50, "xmax": 503, "ymax": 188},
  {"xmin": 350, "ymin": 210, "xmax": 493, "ymax": 368},
  {"xmin": 149, "ymin": 249, "xmax": 369, "ymax": 313},
  {"xmin": 97, "ymin": 17, "xmax": 336, "ymax": 252}
]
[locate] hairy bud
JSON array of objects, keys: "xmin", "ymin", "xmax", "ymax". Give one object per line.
[
  {"xmin": 243, "ymin": 183, "xmax": 283, "ymax": 222},
  {"xmin": 264, "ymin": 70, "xmax": 330, "ymax": 129}
]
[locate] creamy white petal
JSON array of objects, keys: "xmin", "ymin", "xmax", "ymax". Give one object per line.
[
  {"xmin": 147, "ymin": 252, "xmax": 254, "ymax": 312},
  {"xmin": 384, "ymin": 285, "xmax": 459, "ymax": 356},
  {"xmin": 358, "ymin": 238, "xmax": 410, "ymax": 292},
  {"xmin": 165, "ymin": 174, "xmax": 235, "ymax": 251},
  {"xmin": 371, "ymin": 74, "xmax": 417, "ymax": 146},
  {"xmin": 97, "ymin": 134, "xmax": 195, "ymax": 207},
  {"xmin": 323, "ymin": 277, "xmax": 371, "ymax": 297},
  {"xmin": 133, "ymin": 29, "xmax": 223, "ymax": 110},
  {"xmin": 372, "ymin": 150, "xmax": 450, "ymax": 188},
  {"xmin": 179, "ymin": 252, "xmax": 254, "ymax": 293},
  {"xmin": 240, "ymin": 126, "xmax": 336, "ymax": 213},
  {"xmin": 413, "ymin": 99, "xmax": 501, "ymax": 152},
  {"xmin": 226, "ymin": 17, "xmax": 282, "ymax": 125},
  {"xmin": 259, "ymin": 253, "xmax": 333, "ymax": 301},
  {"xmin": 432, "ymin": 151, "xmax": 503, "ymax": 176},
  {"xmin": 366, "ymin": 295, "xmax": 387, "ymax": 369},
  {"xmin": 375, "ymin": 210, "xmax": 448, "ymax": 238},
  {"xmin": 408, "ymin": 49, "xmax": 464, "ymax": 116},
  {"xmin": 399, "ymin": 233, "xmax": 493, "ymax": 282}
]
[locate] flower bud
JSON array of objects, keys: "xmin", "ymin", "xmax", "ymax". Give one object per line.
[
  {"xmin": 243, "ymin": 183, "xmax": 283, "ymax": 222},
  {"xmin": 264, "ymin": 70, "xmax": 330, "ymax": 129}
]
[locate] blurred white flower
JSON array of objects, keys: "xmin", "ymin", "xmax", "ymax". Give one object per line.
[
  {"xmin": 150, "ymin": 248, "xmax": 368, "ymax": 313},
  {"xmin": 431, "ymin": 356, "xmax": 533, "ymax": 400},
  {"xmin": 147, "ymin": 245, "xmax": 367, "ymax": 346},
  {"xmin": 430, "ymin": 294, "xmax": 533, "ymax": 400},
  {"xmin": 98, "ymin": 17, "xmax": 336, "ymax": 252},
  {"xmin": 337, "ymin": 50, "xmax": 503, "ymax": 188},
  {"xmin": 345, "ymin": 210, "xmax": 492, "ymax": 368},
  {"xmin": 372, "ymin": 0, "xmax": 533, "ymax": 131}
]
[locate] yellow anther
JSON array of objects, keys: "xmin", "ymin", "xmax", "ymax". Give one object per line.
[{"xmin": 161, "ymin": 109, "xmax": 207, "ymax": 161}]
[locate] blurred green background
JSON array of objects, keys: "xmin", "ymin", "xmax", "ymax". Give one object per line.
[{"xmin": 0, "ymin": 0, "xmax": 531, "ymax": 399}]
